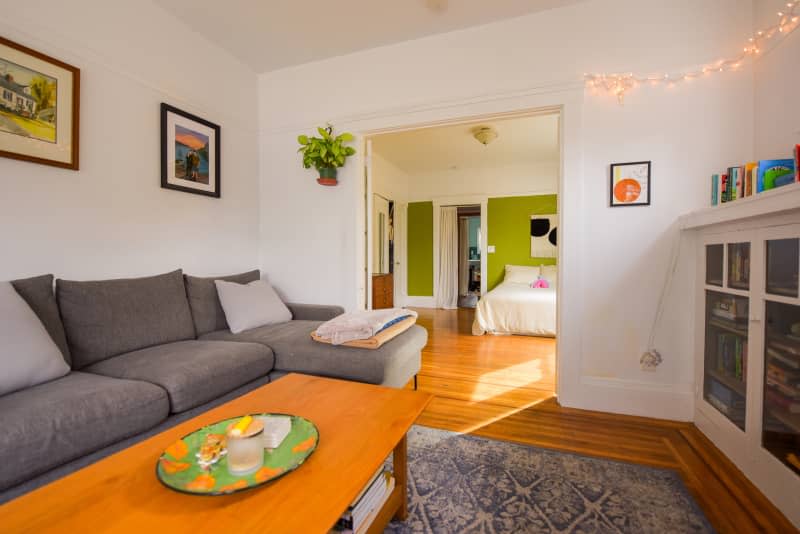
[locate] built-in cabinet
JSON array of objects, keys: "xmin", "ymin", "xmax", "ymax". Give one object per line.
[{"xmin": 693, "ymin": 218, "xmax": 800, "ymax": 524}]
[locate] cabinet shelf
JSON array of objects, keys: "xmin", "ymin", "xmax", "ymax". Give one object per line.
[
  {"xmin": 766, "ymin": 406, "xmax": 800, "ymax": 434},
  {"xmin": 707, "ymin": 369, "xmax": 746, "ymax": 396},
  {"xmin": 708, "ymin": 318, "xmax": 748, "ymax": 336},
  {"xmin": 680, "ymin": 182, "xmax": 800, "ymax": 230}
]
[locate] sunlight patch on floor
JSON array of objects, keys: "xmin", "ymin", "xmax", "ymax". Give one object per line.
[
  {"xmin": 452, "ymin": 397, "xmax": 552, "ymax": 435},
  {"xmin": 469, "ymin": 360, "xmax": 544, "ymax": 401}
]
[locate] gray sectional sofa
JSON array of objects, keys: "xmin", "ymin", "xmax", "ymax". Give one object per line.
[{"xmin": 0, "ymin": 269, "xmax": 426, "ymax": 503}]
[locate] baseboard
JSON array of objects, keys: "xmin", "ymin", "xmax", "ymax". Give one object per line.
[
  {"xmin": 559, "ymin": 376, "xmax": 694, "ymax": 421},
  {"xmin": 404, "ymin": 296, "xmax": 435, "ymax": 308}
]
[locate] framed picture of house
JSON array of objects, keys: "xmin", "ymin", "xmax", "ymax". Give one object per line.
[
  {"xmin": 0, "ymin": 36, "xmax": 80, "ymax": 170},
  {"xmin": 160, "ymin": 103, "xmax": 221, "ymax": 198},
  {"xmin": 610, "ymin": 161, "xmax": 651, "ymax": 207}
]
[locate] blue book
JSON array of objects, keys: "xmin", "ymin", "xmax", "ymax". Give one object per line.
[
  {"xmin": 757, "ymin": 159, "xmax": 795, "ymax": 192},
  {"xmin": 711, "ymin": 174, "xmax": 719, "ymax": 206}
]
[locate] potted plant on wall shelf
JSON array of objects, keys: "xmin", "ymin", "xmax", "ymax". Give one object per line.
[{"xmin": 297, "ymin": 126, "xmax": 356, "ymax": 186}]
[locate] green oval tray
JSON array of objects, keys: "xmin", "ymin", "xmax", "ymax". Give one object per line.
[{"xmin": 156, "ymin": 413, "xmax": 319, "ymax": 496}]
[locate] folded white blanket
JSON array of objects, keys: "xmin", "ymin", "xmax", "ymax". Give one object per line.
[{"xmin": 314, "ymin": 308, "xmax": 418, "ymax": 345}]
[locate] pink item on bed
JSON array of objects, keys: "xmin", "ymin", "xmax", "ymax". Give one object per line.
[{"xmin": 531, "ymin": 276, "xmax": 549, "ymax": 289}]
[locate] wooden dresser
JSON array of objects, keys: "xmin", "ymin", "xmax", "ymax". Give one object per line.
[{"xmin": 372, "ymin": 273, "xmax": 394, "ymax": 309}]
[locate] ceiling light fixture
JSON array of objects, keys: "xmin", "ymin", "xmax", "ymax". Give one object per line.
[{"xmin": 473, "ymin": 126, "xmax": 498, "ymax": 146}]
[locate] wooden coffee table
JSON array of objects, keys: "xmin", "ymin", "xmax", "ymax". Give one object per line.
[{"xmin": 0, "ymin": 373, "xmax": 432, "ymax": 533}]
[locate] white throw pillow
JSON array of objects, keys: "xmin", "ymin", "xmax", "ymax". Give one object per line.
[
  {"xmin": 0, "ymin": 281, "xmax": 70, "ymax": 396},
  {"xmin": 215, "ymin": 279, "xmax": 292, "ymax": 334},
  {"xmin": 541, "ymin": 265, "xmax": 558, "ymax": 287},
  {"xmin": 504, "ymin": 265, "xmax": 541, "ymax": 284}
]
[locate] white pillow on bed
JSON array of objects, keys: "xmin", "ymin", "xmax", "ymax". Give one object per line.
[
  {"xmin": 541, "ymin": 265, "xmax": 558, "ymax": 287},
  {"xmin": 504, "ymin": 265, "xmax": 540, "ymax": 284}
]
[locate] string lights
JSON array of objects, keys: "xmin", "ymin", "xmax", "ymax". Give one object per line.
[{"xmin": 584, "ymin": 1, "xmax": 800, "ymax": 103}]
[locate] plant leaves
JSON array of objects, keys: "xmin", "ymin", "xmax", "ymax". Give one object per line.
[{"xmin": 297, "ymin": 134, "xmax": 309, "ymax": 145}]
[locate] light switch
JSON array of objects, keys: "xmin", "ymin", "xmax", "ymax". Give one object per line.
[{"xmin": 487, "ymin": 245, "xmax": 496, "ymax": 253}]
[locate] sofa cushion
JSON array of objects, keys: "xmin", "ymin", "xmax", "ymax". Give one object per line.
[
  {"xmin": 201, "ymin": 321, "xmax": 427, "ymax": 386},
  {"xmin": 56, "ymin": 270, "xmax": 196, "ymax": 369},
  {"xmin": 0, "ymin": 282, "xmax": 70, "ymax": 396},
  {"xmin": 0, "ymin": 371, "xmax": 168, "ymax": 492},
  {"xmin": 10, "ymin": 274, "xmax": 71, "ymax": 364},
  {"xmin": 85, "ymin": 340, "xmax": 274, "ymax": 413},
  {"xmin": 184, "ymin": 270, "xmax": 260, "ymax": 336}
]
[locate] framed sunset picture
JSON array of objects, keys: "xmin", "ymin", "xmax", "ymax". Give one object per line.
[
  {"xmin": 0, "ymin": 36, "xmax": 80, "ymax": 169},
  {"xmin": 610, "ymin": 161, "xmax": 650, "ymax": 207},
  {"xmin": 161, "ymin": 103, "xmax": 220, "ymax": 198}
]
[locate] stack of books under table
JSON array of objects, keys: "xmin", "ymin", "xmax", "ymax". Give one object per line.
[{"xmin": 330, "ymin": 462, "xmax": 395, "ymax": 534}]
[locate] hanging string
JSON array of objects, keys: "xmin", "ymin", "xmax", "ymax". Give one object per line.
[{"xmin": 584, "ymin": 2, "xmax": 800, "ymax": 103}]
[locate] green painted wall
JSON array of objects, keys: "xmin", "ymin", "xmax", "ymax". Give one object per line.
[
  {"xmin": 487, "ymin": 195, "xmax": 557, "ymax": 291},
  {"xmin": 407, "ymin": 201, "xmax": 434, "ymax": 296}
]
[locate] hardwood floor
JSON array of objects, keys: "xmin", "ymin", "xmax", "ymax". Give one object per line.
[{"xmin": 406, "ymin": 307, "xmax": 796, "ymax": 534}]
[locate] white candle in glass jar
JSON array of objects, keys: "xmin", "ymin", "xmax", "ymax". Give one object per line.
[{"xmin": 226, "ymin": 419, "xmax": 265, "ymax": 476}]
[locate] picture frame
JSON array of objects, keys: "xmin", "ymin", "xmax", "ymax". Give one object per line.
[
  {"xmin": 0, "ymin": 36, "xmax": 80, "ymax": 170},
  {"xmin": 160, "ymin": 103, "xmax": 220, "ymax": 198},
  {"xmin": 609, "ymin": 161, "xmax": 651, "ymax": 207}
]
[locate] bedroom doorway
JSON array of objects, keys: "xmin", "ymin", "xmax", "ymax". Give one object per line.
[
  {"xmin": 457, "ymin": 206, "xmax": 482, "ymax": 308},
  {"xmin": 364, "ymin": 108, "xmax": 560, "ymax": 425}
]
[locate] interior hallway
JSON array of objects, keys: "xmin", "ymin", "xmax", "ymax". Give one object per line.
[{"xmin": 407, "ymin": 308, "xmax": 794, "ymax": 533}]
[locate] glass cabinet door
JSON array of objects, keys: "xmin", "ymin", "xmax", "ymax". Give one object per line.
[
  {"xmin": 704, "ymin": 290, "xmax": 748, "ymax": 430},
  {"xmin": 706, "ymin": 244, "xmax": 724, "ymax": 287},
  {"xmin": 728, "ymin": 242, "xmax": 750, "ymax": 290},
  {"xmin": 763, "ymin": 237, "xmax": 800, "ymax": 475}
]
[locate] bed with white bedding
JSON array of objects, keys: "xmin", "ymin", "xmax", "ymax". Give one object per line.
[{"xmin": 472, "ymin": 265, "xmax": 557, "ymax": 337}]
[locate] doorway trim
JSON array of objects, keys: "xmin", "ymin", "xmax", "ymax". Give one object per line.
[{"xmin": 359, "ymin": 97, "xmax": 578, "ymax": 406}]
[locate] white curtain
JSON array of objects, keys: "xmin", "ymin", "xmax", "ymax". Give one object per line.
[
  {"xmin": 458, "ymin": 218, "xmax": 469, "ymax": 296},
  {"xmin": 437, "ymin": 207, "xmax": 459, "ymax": 309}
]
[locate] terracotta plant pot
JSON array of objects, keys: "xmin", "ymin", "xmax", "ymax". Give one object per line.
[{"xmin": 317, "ymin": 167, "xmax": 338, "ymax": 186}]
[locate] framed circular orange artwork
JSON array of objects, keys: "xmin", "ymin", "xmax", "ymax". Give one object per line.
[{"xmin": 610, "ymin": 161, "xmax": 651, "ymax": 207}]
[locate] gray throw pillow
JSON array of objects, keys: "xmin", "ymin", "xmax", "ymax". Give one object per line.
[
  {"xmin": 0, "ymin": 281, "xmax": 70, "ymax": 396},
  {"xmin": 215, "ymin": 280, "xmax": 292, "ymax": 334}
]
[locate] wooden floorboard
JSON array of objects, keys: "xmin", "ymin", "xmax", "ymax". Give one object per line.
[{"xmin": 407, "ymin": 307, "xmax": 796, "ymax": 534}]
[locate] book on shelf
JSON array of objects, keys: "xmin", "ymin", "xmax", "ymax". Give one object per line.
[
  {"xmin": 714, "ymin": 333, "xmax": 747, "ymax": 380},
  {"xmin": 757, "ymin": 159, "xmax": 796, "ymax": 192},
  {"xmin": 711, "ymin": 174, "xmax": 719, "ymax": 206},
  {"xmin": 353, "ymin": 477, "xmax": 396, "ymax": 534},
  {"xmin": 335, "ymin": 470, "xmax": 394, "ymax": 533},
  {"xmin": 795, "ymin": 144, "xmax": 800, "ymax": 182},
  {"xmin": 770, "ymin": 338, "xmax": 800, "ymax": 357},
  {"xmin": 767, "ymin": 378, "xmax": 800, "ymax": 400},
  {"xmin": 765, "ymin": 388, "xmax": 800, "ymax": 414},
  {"xmin": 727, "ymin": 166, "xmax": 744, "ymax": 201},
  {"xmin": 708, "ymin": 378, "xmax": 745, "ymax": 406},
  {"xmin": 767, "ymin": 362, "xmax": 800, "ymax": 387},
  {"xmin": 720, "ymin": 173, "xmax": 729, "ymax": 203},
  {"xmin": 744, "ymin": 161, "xmax": 757, "ymax": 197},
  {"xmin": 768, "ymin": 347, "xmax": 800, "ymax": 370}
]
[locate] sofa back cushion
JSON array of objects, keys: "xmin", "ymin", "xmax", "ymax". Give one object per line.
[
  {"xmin": 56, "ymin": 270, "xmax": 196, "ymax": 369},
  {"xmin": 184, "ymin": 270, "xmax": 260, "ymax": 336},
  {"xmin": 10, "ymin": 274, "xmax": 71, "ymax": 365}
]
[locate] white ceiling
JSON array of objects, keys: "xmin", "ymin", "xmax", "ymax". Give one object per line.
[
  {"xmin": 153, "ymin": 0, "xmax": 585, "ymax": 73},
  {"xmin": 371, "ymin": 113, "xmax": 559, "ymax": 175}
]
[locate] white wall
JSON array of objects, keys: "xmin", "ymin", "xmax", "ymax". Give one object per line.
[
  {"xmin": 258, "ymin": 0, "xmax": 755, "ymax": 421},
  {"xmin": 406, "ymin": 161, "xmax": 558, "ymax": 202},
  {"xmin": 754, "ymin": 0, "xmax": 800, "ymax": 158},
  {"xmin": 371, "ymin": 151, "xmax": 409, "ymax": 203},
  {"xmin": 0, "ymin": 1, "xmax": 259, "ymax": 281}
]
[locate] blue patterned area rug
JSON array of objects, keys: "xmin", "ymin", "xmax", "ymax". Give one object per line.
[{"xmin": 386, "ymin": 426, "xmax": 713, "ymax": 533}]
